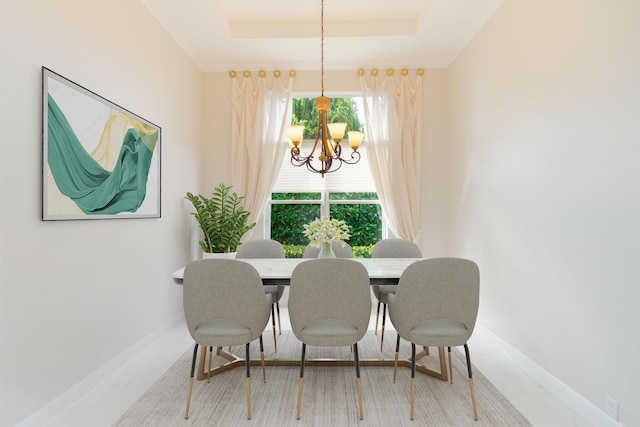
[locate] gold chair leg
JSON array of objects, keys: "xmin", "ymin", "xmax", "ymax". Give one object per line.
[
  {"xmin": 393, "ymin": 352, "xmax": 399, "ymax": 383},
  {"xmin": 296, "ymin": 343, "xmax": 306, "ymax": 420},
  {"xmin": 470, "ymin": 378, "xmax": 478, "ymax": 421},
  {"xmin": 464, "ymin": 344, "xmax": 478, "ymax": 421},
  {"xmin": 296, "ymin": 378, "xmax": 304, "ymax": 420},
  {"xmin": 185, "ymin": 377, "xmax": 194, "ymax": 419},
  {"xmin": 357, "ymin": 377, "xmax": 364, "ymax": 420},
  {"xmin": 246, "ymin": 377, "xmax": 251, "ymax": 420},
  {"xmin": 410, "ymin": 377, "xmax": 415, "ymax": 421},
  {"xmin": 185, "ymin": 344, "xmax": 198, "ymax": 420}
]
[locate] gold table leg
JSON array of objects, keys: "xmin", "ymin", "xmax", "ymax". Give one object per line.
[{"xmin": 197, "ymin": 346, "xmax": 448, "ymax": 382}]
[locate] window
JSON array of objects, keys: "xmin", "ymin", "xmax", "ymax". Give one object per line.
[{"xmin": 267, "ymin": 96, "xmax": 384, "ymax": 257}]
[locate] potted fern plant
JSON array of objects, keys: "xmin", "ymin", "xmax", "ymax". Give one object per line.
[{"xmin": 185, "ymin": 183, "xmax": 256, "ymax": 257}]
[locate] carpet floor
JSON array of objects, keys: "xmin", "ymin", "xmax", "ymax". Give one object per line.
[{"xmin": 113, "ymin": 330, "xmax": 532, "ymax": 426}]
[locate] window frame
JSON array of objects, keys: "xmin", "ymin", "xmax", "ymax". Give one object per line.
[{"xmin": 265, "ymin": 92, "xmax": 387, "ymax": 244}]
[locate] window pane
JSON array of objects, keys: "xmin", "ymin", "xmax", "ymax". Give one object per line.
[
  {"xmin": 292, "ymin": 98, "xmax": 364, "ymax": 140},
  {"xmin": 329, "ymin": 192, "xmax": 379, "ymax": 200},
  {"xmin": 274, "ymin": 96, "xmax": 375, "ymax": 193},
  {"xmin": 271, "ymin": 204, "xmax": 321, "ymax": 245},
  {"xmin": 330, "ymin": 203, "xmax": 382, "ymax": 246},
  {"xmin": 272, "ymin": 192, "xmax": 321, "ymax": 201}
]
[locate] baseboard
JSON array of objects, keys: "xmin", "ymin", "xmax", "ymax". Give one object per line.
[
  {"xmin": 15, "ymin": 313, "xmax": 184, "ymax": 427},
  {"xmin": 475, "ymin": 323, "xmax": 624, "ymax": 427}
]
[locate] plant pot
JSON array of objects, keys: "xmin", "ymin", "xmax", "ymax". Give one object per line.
[{"xmin": 202, "ymin": 252, "xmax": 237, "ymax": 259}]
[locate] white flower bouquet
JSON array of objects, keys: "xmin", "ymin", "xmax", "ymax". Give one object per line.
[{"xmin": 303, "ymin": 216, "xmax": 350, "ymax": 247}]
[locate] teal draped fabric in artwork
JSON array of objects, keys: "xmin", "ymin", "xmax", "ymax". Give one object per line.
[{"xmin": 47, "ymin": 93, "xmax": 158, "ymax": 215}]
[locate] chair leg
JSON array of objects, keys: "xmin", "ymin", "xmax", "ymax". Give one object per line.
[
  {"xmin": 380, "ymin": 303, "xmax": 387, "ymax": 351},
  {"xmin": 354, "ymin": 343, "xmax": 364, "ymax": 420},
  {"xmin": 410, "ymin": 343, "xmax": 416, "ymax": 421},
  {"xmin": 393, "ymin": 334, "xmax": 401, "ymax": 383},
  {"xmin": 245, "ymin": 342, "xmax": 252, "ymax": 420},
  {"xmin": 375, "ymin": 300, "xmax": 381, "ymax": 334},
  {"xmin": 276, "ymin": 301, "xmax": 282, "ymax": 335},
  {"xmin": 207, "ymin": 346, "xmax": 213, "ymax": 383},
  {"xmin": 448, "ymin": 346, "xmax": 453, "ymax": 384},
  {"xmin": 271, "ymin": 304, "xmax": 277, "ymax": 352},
  {"xmin": 276, "ymin": 302, "xmax": 282, "ymax": 335},
  {"xmin": 296, "ymin": 343, "xmax": 306, "ymax": 420},
  {"xmin": 464, "ymin": 344, "xmax": 479, "ymax": 421},
  {"xmin": 185, "ymin": 344, "xmax": 198, "ymax": 419},
  {"xmin": 259, "ymin": 335, "xmax": 266, "ymax": 383}
]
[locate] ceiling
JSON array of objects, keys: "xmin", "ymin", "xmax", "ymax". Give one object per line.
[{"xmin": 142, "ymin": 0, "xmax": 503, "ymax": 72}]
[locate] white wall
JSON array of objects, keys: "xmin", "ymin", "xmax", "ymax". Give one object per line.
[
  {"xmin": 444, "ymin": 1, "xmax": 640, "ymax": 425},
  {"xmin": 0, "ymin": 1, "xmax": 204, "ymax": 425}
]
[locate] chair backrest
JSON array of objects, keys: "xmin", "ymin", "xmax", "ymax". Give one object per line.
[
  {"xmin": 389, "ymin": 258, "xmax": 479, "ymax": 341},
  {"xmin": 183, "ymin": 259, "xmax": 271, "ymax": 341},
  {"xmin": 302, "ymin": 241, "xmax": 353, "ymax": 258},
  {"xmin": 289, "ymin": 259, "xmax": 371, "ymax": 343},
  {"xmin": 236, "ymin": 239, "xmax": 285, "ymax": 259},
  {"xmin": 372, "ymin": 238, "xmax": 422, "ymax": 258}
]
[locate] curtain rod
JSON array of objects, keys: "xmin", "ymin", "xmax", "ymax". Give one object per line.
[
  {"xmin": 357, "ymin": 68, "xmax": 424, "ymax": 76},
  {"xmin": 230, "ymin": 70, "xmax": 297, "ymax": 78}
]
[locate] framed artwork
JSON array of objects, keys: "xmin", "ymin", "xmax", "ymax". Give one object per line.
[{"xmin": 42, "ymin": 67, "xmax": 161, "ymax": 220}]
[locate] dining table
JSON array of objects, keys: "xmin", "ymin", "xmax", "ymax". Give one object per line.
[
  {"xmin": 173, "ymin": 257, "xmax": 419, "ymax": 284},
  {"xmin": 172, "ymin": 257, "xmax": 449, "ymax": 382}
]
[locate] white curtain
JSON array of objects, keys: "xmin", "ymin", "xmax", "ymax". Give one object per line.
[
  {"xmin": 231, "ymin": 71, "xmax": 295, "ymax": 239},
  {"xmin": 359, "ymin": 70, "xmax": 423, "ymax": 241}
]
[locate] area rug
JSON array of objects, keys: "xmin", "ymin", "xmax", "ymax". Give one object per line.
[{"xmin": 113, "ymin": 330, "xmax": 532, "ymax": 426}]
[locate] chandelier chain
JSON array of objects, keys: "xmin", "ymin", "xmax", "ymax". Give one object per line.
[
  {"xmin": 286, "ymin": 0, "xmax": 364, "ymax": 177},
  {"xmin": 321, "ymin": 0, "xmax": 324, "ymax": 96}
]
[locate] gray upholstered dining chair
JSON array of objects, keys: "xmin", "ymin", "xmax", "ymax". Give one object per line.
[
  {"xmin": 182, "ymin": 259, "xmax": 272, "ymax": 420},
  {"xmin": 388, "ymin": 258, "xmax": 480, "ymax": 421},
  {"xmin": 371, "ymin": 238, "xmax": 422, "ymax": 351},
  {"xmin": 302, "ymin": 241, "xmax": 354, "ymax": 258},
  {"xmin": 288, "ymin": 259, "xmax": 371, "ymax": 420},
  {"xmin": 236, "ymin": 239, "xmax": 286, "ymax": 351}
]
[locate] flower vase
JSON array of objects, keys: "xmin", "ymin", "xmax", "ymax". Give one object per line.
[{"xmin": 318, "ymin": 242, "xmax": 336, "ymax": 258}]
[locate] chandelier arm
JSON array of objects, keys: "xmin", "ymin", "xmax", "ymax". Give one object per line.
[
  {"xmin": 330, "ymin": 142, "xmax": 343, "ymax": 159},
  {"xmin": 320, "ymin": 157, "xmax": 344, "ymax": 175},
  {"xmin": 290, "ymin": 155, "xmax": 309, "ymax": 167},
  {"xmin": 338, "ymin": 150, "xmax": 361, "ymax": 165}
]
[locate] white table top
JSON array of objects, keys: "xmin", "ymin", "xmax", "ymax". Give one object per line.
[{"xmin": 173, "ymin": 258, "xmax": 421, "ymax": 283}]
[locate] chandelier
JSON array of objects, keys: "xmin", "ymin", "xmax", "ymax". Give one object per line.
[{"xmin": 286, "ymin": 0, "xmax": 365, "ymax": 177}]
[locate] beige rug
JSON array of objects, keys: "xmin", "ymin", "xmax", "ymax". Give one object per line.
[{"xmin": 113, "ymin": 330, "xmax": 532, "ymax": 426}]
